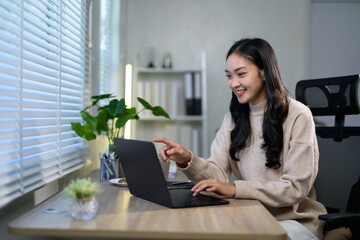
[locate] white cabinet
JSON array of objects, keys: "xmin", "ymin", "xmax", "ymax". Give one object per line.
[{"xmin": 129, "ymin": 53, "xmax": 208, "ymax": 158}]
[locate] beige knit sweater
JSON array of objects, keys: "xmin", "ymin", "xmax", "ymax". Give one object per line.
[{"xmin": 181, "ymin": 98, "xmax": 327, "ymax": 239}]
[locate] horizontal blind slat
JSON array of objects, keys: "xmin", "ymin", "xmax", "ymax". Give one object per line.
[
  {"xmin": 38, "ymin": 0, "xmax": 60, "ymax": 15},
  {"xmin": 23, "ymin": 70, "xmax": 59, "ymax": 87},
  {"xmin": 23, "ymin": 134, "xmax": 58, "ymax": 147},
  {"xmin": 24, "ymin": 2, "xmax": 60, "ymax": 28},
  {"xmin": 26, "ymin": 0, "xmax": 60, "ymax": 25},
  {"xmin": 23, "ymin": 59, "xmax": 59, "ymax": 78},
  {"xmin": 0, "ymin": 119, "xmax": 18, "ymax": 129},
  {"xmin": 62, "ymin": 51, "xmax": 82, "ymax": 66},
  {"xmin": 0, "ymin": 39, "xmax": 20, "ymax": 56},
  {"xmin": 23, "ymin": 150, "xmax": 59, "ymax": 166},
  {"xmin": 0, "ymin": 63, "xmax": 20, "ymax": 77},
  {"xmin": 0, "ymin": 1, "xmax": 21, "ymax": 15},
  {"xmin": 23, "ymin": 22, "xmax": 59, "ymax": 46},
  {"xmin": 22, "ymin": 110, "xmax": 58, "ymax": 118},
  {"xmin": 23, "ymin": 89, "xmax": 58, "ymax": 102},
  {"xmin": 62, "ymin": 43, "xmax": 84, "ymax": 59},
  {"xmin": 63, "ymin": 1, "xmax": 83, "ymax": 23},
  {"xmin": 23, "ymin": 32, "xmax": 60, "ymax": 56},
  {"xmin": 23, "ymin": 50, "xmax": 60, "ymax": 71},
  {"xmin": 0, "ymin": 19, "xmax": 20, "ymax": 37},
  {"xmin": 61, "ymin": 74, "xmax": 84, "ymax": 86},
  {"xmin": 0, "ymin": 168, "xmax": 20, "ymax": 184},
  {"xmin": 0, "ymin": 7, "xmax": 21, "ymax": 27},
  {"xmin": 23, "ymin": 14, "xmax": 59, "ymax": 39}
]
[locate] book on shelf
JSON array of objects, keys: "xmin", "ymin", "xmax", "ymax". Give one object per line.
[
  {"xmin": 135, "ymin": 71, "xmax": 201, "ymax": 117},
  {"xmin": 184, "ymin": 72, "xmax": 195, "ymax": 115},
  {"xmin": 159, "ymin": 82, "xmax": 167, "ymax": 113},
  {"xmin": 137, "ymin": 80, "xmax": 187, "ymax": 118},
  {"xmin": 152, "ymin": 81, "xmax": 161, "ymax": 107},
  {"xmin": 144, "ymin": 81, "xmax": 152, "ymax": 116},
  {"xmin": 170, "ymin": 81, "xmax": 185, "ymax": 117},
  {"xmin": 184, "ymin": 72, "xmax": 202, "ymax": 116},
  {"xmin": 193, "ymin": 72, "xmax": 202, "ymax": 115}
]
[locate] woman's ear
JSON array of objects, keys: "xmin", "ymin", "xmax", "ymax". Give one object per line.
[{"xmin": 260, "ymin": 69, "xmax": 265, "ymax": 81}]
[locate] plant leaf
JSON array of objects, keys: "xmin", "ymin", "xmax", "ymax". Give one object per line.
[
  {"xmin": 151, "ymin": 106, "xmax": 170, "ymax": 119},
  {"xmin": 115, "ymin": 108, "xmax": 138, "ymax": 128},
  {"xmin": 64, "ymin": 178, "xmax": 101, "ymax": 199},
  {"xmin": 81, "ymin": 111, "xmax": 96, "ymax": 130},
  {"xmin": 96, "ymin": 109, "xmax": 109, "ymax": 134},
  {"xmin": 71, "ymin": 122, "xmax": 84, "ymax": 137},
  {"xmin": 108, "ymin": 99, "xmax": 118, "ymax": 116},
  {"xmin": 136, "ymin": 97, "xmax": 170, "ymax": 119},
  {"xmin": 87, "ymin": 94, "xmax": 114, "ymax": 110},
  {"xmin": 137, "ymin": 97, "xmax": 152, "ymax": 110},
  {"xmin": 115, "ymin": 116, "xmax": 129, "ymax": 129},
  {"xmin": 71, "ymin": 122, "xmax": 96, "ymax": 140},
  {"xmin": 91, "ymin": 93, "xmax": 113, "ymax": 100},
  {"xmin": 114, "ymin": 98, "xmax": 126, "ymax": 115},
  {"xmin": 82, "ymin": 123, "xmax": 97, "ymax": 140}
]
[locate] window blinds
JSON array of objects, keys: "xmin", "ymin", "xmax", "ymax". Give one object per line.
[
  {"xmin": 99, "ymin": 0, "xmax": 112, "ymax": 94},
  {"xmin": 0, "ymin": 0, "xmax": 87, "ymax": 208}
]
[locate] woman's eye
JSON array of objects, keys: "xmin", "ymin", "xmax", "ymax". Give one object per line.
[
  {"xmin": 238, "ymin": 72, "xmax": 245, "ymax": 77},
  {"xmin": 225, "ymin": 75, "xmax": 231, "ymax": 79}
]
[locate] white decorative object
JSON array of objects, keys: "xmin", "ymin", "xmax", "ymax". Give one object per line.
[{"xmin": 68, "ymin": 196, "xmax": 98, "ymax": 221}]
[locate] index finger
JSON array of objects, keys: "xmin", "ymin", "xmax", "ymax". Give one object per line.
[
  {"xmin": 191, "ymin": 180, "xmax": 210, "ymax": 196},
  {"xmin": 153, "ymin": 138, "xmax": 175, "ymax": 146}
]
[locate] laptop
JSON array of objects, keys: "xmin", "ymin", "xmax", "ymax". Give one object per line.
[{"xmin": 113, "ymin": 138, "xmax": 229, "ymax": 208}]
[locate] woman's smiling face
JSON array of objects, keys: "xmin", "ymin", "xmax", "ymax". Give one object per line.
[{"xmin": 225, "ymin": 53, "xmax": 266, "ymax": 105}]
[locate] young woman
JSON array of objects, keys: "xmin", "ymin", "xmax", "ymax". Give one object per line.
[{"xmin": 154, "ymin": 38, "xmax": 326, "ymax": 240}]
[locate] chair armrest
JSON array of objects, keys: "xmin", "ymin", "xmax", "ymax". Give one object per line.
[
  {"xmin": 316, "ymin": 127, "xmax": 360, "ymax": 142},
  {"xmin": 319, "ymin": 212, "xmax": 360, "ymax": 223}
]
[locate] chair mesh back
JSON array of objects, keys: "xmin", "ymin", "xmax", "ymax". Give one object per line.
[{"xmin": 296, "ymin": 74, "xmax": 360, "ymax": 117}]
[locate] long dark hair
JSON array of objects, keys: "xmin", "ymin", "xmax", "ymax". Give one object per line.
[{"xmin": 228, "ymin": 38, "xmax": 289, "ymax": 169}]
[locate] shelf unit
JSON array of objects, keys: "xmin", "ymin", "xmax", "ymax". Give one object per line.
[{"xmin": 128, "ymin": 52, "xmax": 208, "ymax": 158}]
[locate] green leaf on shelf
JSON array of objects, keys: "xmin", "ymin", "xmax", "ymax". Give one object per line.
[
  {"xmin": 137, "ymin": 97, "xmax": 152, "ymax": 110},
  {"xmin": 152, "ymin": 106, "xmax": 170, "ymax": 119}
]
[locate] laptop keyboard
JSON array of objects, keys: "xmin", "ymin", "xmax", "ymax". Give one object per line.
[{"xmin": 166, "ymin": 181, "xmax": 194, "ymax": 190}]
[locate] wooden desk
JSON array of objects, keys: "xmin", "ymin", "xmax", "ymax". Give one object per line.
[{"xmin": 8, "ymin": 172, "xmax": 286, "ymax": 240}]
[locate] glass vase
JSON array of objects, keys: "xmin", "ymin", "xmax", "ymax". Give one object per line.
[{"xmin": 68, "ymin": 195, "xmax": 98, "ymax": 220}]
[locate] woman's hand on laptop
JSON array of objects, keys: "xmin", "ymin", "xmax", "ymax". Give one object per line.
[
  {"xmin": 153, "ymin": 138, "xmax": 192, "ymax": 168},
  {"xmin": 191, "ymin": 179, "xmax": 236, "ymax": 198}
]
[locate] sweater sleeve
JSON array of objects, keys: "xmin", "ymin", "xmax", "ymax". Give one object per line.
[
  {"xmin": 180, "ymin": 113, "xmax": 233, "ymax": 184},
  {"xmin": 234, "ymin": 107, "xmax": 319, "ymax": 207}
]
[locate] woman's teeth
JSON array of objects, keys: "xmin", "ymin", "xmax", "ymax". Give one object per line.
[{"xmin": 235, "ymin": 89, "xmax": 245, "ymax": 95}]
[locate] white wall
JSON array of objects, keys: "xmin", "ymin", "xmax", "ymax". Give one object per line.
[
  {"xmin": 124, "ymin": 0, "xmax": 311, "ymax": 154},
  {"xmin": 310, "ymin": 1, "xmax": 360, "ymax": 212},
  {"xmin": 311, "ymin": 1, "xmax": 360, "ymax": 126}
]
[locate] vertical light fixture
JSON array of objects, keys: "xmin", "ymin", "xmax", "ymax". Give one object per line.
[{"xmin": 124, "ymin": 64, "xmax": 133, "ymax": 139}]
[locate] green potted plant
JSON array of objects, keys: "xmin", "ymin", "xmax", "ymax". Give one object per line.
[
  {"xmin": 64, "ymin": 178, "xmax": 102, "ymax": 220},
  {"xmin": 71, "ymin": 94, "xmax": 169, "ymax": 178}
]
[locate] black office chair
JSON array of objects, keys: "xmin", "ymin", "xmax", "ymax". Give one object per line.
[{"xmin": 296, "ymin": 74, "xmax": 360, "ymax": 240}]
